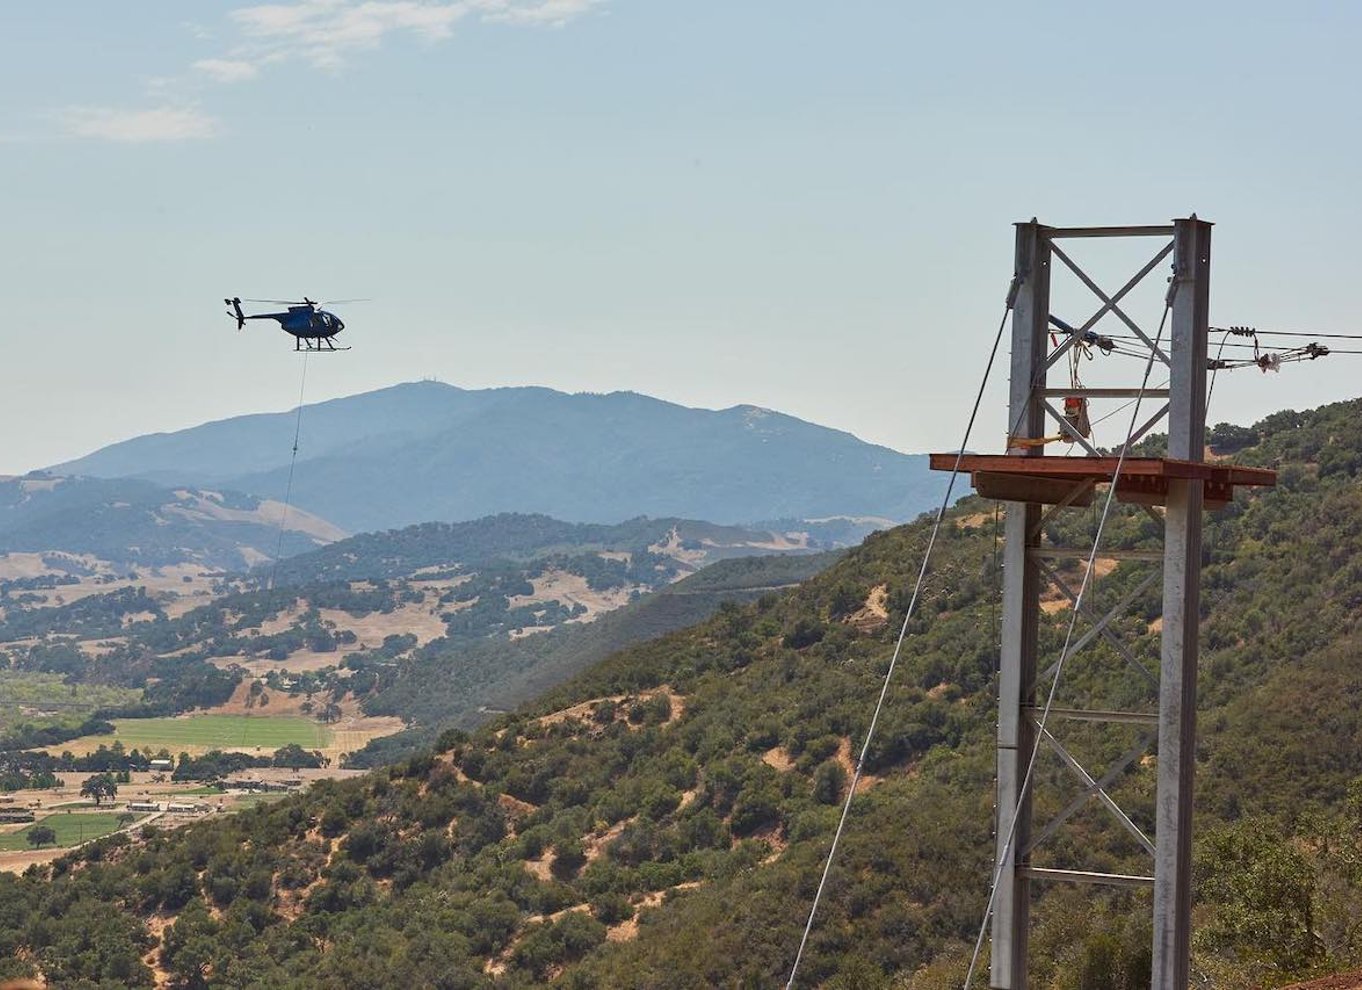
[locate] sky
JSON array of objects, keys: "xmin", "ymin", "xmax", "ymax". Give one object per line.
[{"xmin": 3, "ymin": 1, "xmax": 1361, "ymax": 474}]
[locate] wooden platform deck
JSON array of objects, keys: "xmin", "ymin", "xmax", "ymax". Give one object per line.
[{"xmin": 928, "ymin": 454, "xmax": 1276, "ymax": 509}]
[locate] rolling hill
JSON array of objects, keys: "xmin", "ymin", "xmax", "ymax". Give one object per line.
[
  {"xmin": 0, "ymin": 475, "xmax": 343, "ymax": 572},
  {"xmin": 50, "ymin": 381, "xmax": 943, "ymax": 533},
  {"xmin": 0, "ymin": 509, "xmax": 839, "ymax": 761},
  {"xmin": 268, "ymin": 513, "xmax": 828, "ymax": 586}
]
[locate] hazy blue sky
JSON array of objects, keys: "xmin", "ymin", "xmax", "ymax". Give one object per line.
[{"xmin": 3, "ymin": 1, "xmax": 1360, "ymax": 474}]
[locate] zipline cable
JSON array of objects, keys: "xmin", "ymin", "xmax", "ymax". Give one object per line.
[
  {"xmin": 784, "ymin": 283, "xmax": 1018, "ymax": 989},
  {"xmin": 1212, "ymin": 325, "xmax": 1362, "ymax": 341},
  {"xmin": 961, "ymin": 292, "xmax": 1174, "ymax": 989},
  {"xmin": 269, "ymin": 351, "xmax": 310, "ymax": 591}
]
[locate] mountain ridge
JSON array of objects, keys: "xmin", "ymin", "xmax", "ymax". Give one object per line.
[
  {"xmin": 51, "ymin": 381, "xmax": 943, "ymax": 533},
  {"xmin": 0, "ymin": 475, "xmax": 342, "ymax": 571}
]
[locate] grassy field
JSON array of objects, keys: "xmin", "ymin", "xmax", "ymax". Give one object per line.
[
  {"xmin": 231, "ymin": 793, "xmax": 289, "ymax": 809},
  {"xmin": 0, "ymin": 671, "xmax": 140, "ymax": 735},
  {"xmin": 108, "ymin": 715, "xmax": 331, "ymax": 751},
  {"xmin": 0, "ymin": 812, "xmax": 136, "ymax": 851}
]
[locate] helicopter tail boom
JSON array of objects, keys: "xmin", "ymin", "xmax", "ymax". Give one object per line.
[{"xmin": 224, "ymin": 297, "xmax": 246, "ymax": 330}]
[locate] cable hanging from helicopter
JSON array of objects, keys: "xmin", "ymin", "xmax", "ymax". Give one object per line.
[{"xmin": 220, "ymin": 293, "xmax": 362, "ymax": 586}]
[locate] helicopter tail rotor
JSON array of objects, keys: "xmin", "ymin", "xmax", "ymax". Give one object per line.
[{"xmin": 224, "ymin": 297, "xmax": 246, "ymax": 330}]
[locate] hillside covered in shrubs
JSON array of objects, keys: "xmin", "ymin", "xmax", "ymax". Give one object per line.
[{"xmin": 6, "ymin": 399, "xmax": 1362, "ymax": 988}]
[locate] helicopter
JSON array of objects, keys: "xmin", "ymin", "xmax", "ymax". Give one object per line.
[{"xmin": 224, "ymin": 296, "xmax": 356, "ymax": 351}]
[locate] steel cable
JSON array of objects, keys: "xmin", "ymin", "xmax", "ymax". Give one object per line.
[
  {"xmin": 785, "ymin": 291, "xmax": 1016, "ymax": 989},
  {"xmin": 268, "ymin": 351, "xmax": 310, "ymax": 590}
]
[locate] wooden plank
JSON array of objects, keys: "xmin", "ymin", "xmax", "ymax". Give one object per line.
[
  {"xmin": 975, "ymin": 472, "xmax": 1096, "ymax": 506},
  {"xmin": 929, "ymin": 454, "xmax": 1275, "ymax": 489}
]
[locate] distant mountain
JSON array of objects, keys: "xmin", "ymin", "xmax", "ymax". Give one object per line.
[
  {"xmin": 51, "ymin": 381, "xmax": 942, "ymax": 533},
  {"xmin": 0, "ymin": 475, "xmax": 344, "ymax": 571}
]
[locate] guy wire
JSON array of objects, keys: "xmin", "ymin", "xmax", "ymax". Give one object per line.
[{"xmin": 785, "ymin": 286, "xmax": 1016, "ymax": 989}]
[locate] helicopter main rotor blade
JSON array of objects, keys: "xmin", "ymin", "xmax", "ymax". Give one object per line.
[
  {"xmin": 321, "ymin": 298, "xmax": 371, "ymax": 305},
  {"xmin": 242, "ymin": 298, "xmax": 306, "ymax": 305}
]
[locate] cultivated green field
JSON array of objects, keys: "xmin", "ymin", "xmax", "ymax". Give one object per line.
[
  {"xmin": 0, "ymin": 812, "xmax": 137, "ymax": 851},
  {"xmin": 0, "ymin": 671, "xmax": 140, "ymax": 735},
  {"xmin": 108, "ymin": 715, "xmax": 331, "ymax": 751},
  {"xmin": 231, "ymin": 793, "xmax": 289, "ymax": 809}
]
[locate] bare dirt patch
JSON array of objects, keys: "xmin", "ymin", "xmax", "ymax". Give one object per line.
[
  {"xmin": 168, "ymin": 492, "xmax": 346, "ymax": 544},
  {"xmin": 211, "ymin": 679, "xmax": 317, "ymax": 717},
  {"xmin": 717, "ymin": 531, "xmax": 810, "ymax": 553},
  {"xmin": 210, "ymin": 652, "xmax": 341, "ymax": 677},
  {"xmin": 954, "ymin": 511, "xmax": 998, "ymax": 530},
  {"xmin": 0, "ymin": 563, "xmax": 224, "ymax": 624},
  {"xmin": 648, "ymin": 527, "xmax": 707, "ymax": 567},
  {"xmin": 0, "ymin": 551, "xmax": 110, "ymax": 582},
  {"xmin": 249, "ymin": 603, "xmax": 306, "ymax": 637},
  {"xmin": 1039, "ymin": 595, "xmax": 1070, "ymax": 615},
  {"xmin": 584, "ymin": 818, "xmax": 631, "ymax": 864},
  {"xmin": 486, "ymin": 904, "xmax": 593, "ymax": 975},
  {"xmin": 835, "ymin": 737, "xmax": 881, "ymax": 791},
  {"xmin": 0, "ymin": 847, "xmax": 66, "ymax": 875},
  {"xmin": 317, "ymin": 600, "xmax": 447, "ymax": 648},
  {"xmin": 845, "ymin": 584, "xmax": 890, "ymax": 633},
  {"xmin": 537, "ymin": 686, "xmax": 685, "ymax": 731},
  {"xmin": 1039, "ymin": 558, "xmax": 1121, "ymax": 613},
  {"xmin": 753, "ymin": 824, "xmax": 789, "ymax": 864},
  {"xmin": 329, "ymin": 717, "xmax": 405, "ymax": 757},
  {"xmin": 142, "ymin": 912, "xmax": 178, "ymax": 987},
  {"xmin": 606, "ymin": 915, "xmax": 641, "ymax": 943},
  {"xmin": 604, "ymin": 883, "xmax": 706, "ymax": 943},
  {"xmin": 762, "ymin": 738, "xmax": 880, "ymax": 790},
  {"xmin": 498, "ymin": 793, "xmax": 537, "ymax": 818},
  {"xmin": 508, "ymin": 569, "xmax": 639, "ymax": 623},
  {"xmin": 524, "ymin": 850, "xmax": 555, "ymax": 882},
  {"xmin": 79, "ymin": 637, "xmax": 128, "ymax": 658},
  {"xmin": 761, "ymin": 747, "xmax": 795, "ymax": 772},
  {"xmin": 209, "ymin": 595, "xmax": 445, "ymax": 677}
]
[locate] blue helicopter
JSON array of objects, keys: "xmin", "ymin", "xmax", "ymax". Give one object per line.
[{"xmin": 225, "ymin": 296, "xmax": 355, "ymax": 351}]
